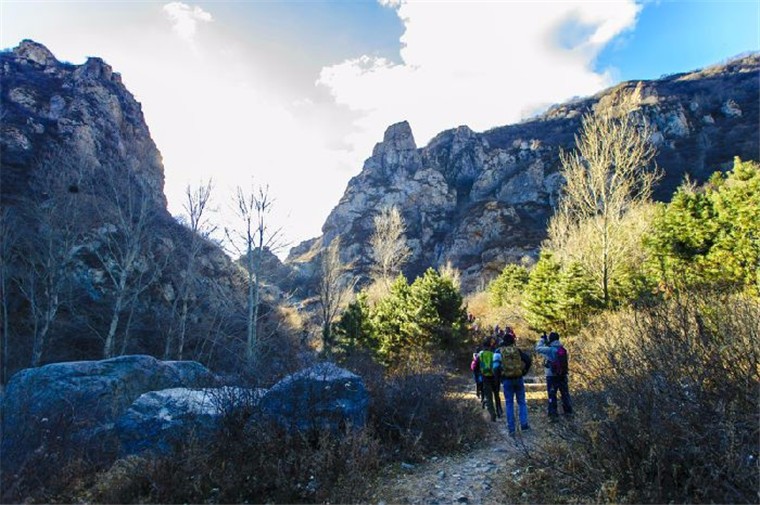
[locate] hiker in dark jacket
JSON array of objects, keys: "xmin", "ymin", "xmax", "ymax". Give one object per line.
[
  {"xmin": 490, "ymin": 340, "xmax": 504, "ymax": 419},
  {"xmin": 470, "ymin": 347, "xmax": 483, "ymax": 402},
  {"xmin": 535, "ymin": 331, "xmax": 573, "ymax": 419},
  {"xmin": 478, "ymin": 337, "xmax": 500, "ymax": 421},
  {"xmin": 498, "ymin": 328, "xmax": 532, "ymax": 436}
]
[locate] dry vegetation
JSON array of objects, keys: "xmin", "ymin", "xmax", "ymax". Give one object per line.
[
  {"xmin": 2, "ymin": 351, "xmax": 488, "ymax": 504},
  {"xmin": 499, "ymin": 292, "xmax": 760, "ymax": 504}
]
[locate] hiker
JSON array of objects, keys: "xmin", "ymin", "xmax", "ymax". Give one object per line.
[
  {"xmin": 471, "ymin": 346, "xmax": 484, "ymax": 402},
  {"xmin": 498, "ymin": 327, "xmax": 532, "ymax": 436},
  {"xmin": 535, "ymin": 331, "xmax": 573, "ymax": 419},
  {"xmin": 490, "ymin": 337, "xmax": 504, "ymax": 419},
  {"xmin": 478, "ymin": 337, "xmax": 500, "ymax": 421}
]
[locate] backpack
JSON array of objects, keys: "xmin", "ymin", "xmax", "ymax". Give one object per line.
[
  {"xmin": 500, "ymin": 346, "xmax": 523, "ymax": 379},
  {"xmin": 470, "ymin": 353, "xmax": 480, "ymax": 373},
  {"xmin": 550, "ymin": 345, "xmax": 569, "ymax": 376},
  {"xmin": 479, "ymin": 350, "xmax": 494, "ymax": 376},
  {"xmin": 492, "ymin": 349, "xmax": 502, "ymax": 382}
]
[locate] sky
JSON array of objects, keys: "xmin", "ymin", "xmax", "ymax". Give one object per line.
[{"xmin": 1, "ymin": 0, "xmax": 758, "ymax": 257}]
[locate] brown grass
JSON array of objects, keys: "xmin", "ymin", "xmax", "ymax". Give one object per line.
[{"xmin": 500, "ymin": 292, "xmax": 760, "ymax": 504}]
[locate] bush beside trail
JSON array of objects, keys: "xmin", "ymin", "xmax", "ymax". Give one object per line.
[
  {"xmin": 500, "ymin": 292, "xmax": 760, "ymax": 504},
  {"xmin": 2, "ymin": 353, "xmax": 487, "ymax": 504}
]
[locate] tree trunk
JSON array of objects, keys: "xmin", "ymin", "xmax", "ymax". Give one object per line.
[
  {"xmin": 250, "ymin": 242, "xmax": 263, "ymax": 366},
  {"xmin": 104, "ymin": 280, "xmax": 126, "ymax": 358},
  {"xmin": 178, "ymin": 299, "xmax": 188, "ymax": 360},
  {"xmin": 246, "ymin": 236, "xmax": 256, "ymax": 365}
]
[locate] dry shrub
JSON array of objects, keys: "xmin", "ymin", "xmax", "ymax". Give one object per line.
[
  {"xmin": 365, "ymin": 350, "xmax": 488, "ymax": 462},
  {"xmin": 0, "ymin": 410, "xmax": 116, "ymax": 504},
  {"xmin": 465, "ymin": 290, "xmax": 532, "ymax": 339},
  {"xmin": 505, "ymin": 292, "xmax": 759, "ymax": 504},
  {"xmin": 86, "ymin": 411, "xmax": 381, "ymax": 504}
]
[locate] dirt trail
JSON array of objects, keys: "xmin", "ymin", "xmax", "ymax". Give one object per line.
[{"xmin": 370, "ymin": 378, "xmax": 550, "ymax": 505}]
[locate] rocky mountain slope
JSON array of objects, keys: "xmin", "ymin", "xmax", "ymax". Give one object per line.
[
  {"xmin": 1, "ymin": 40, "xmax": 166, "ymax": 210},
  {"xmin": 286, "ymin": 54, "xmax": 759, "ymax": 293},
  {"xmin": 0, "ymin": 41, "xmax": 253, "ymax": 377}
]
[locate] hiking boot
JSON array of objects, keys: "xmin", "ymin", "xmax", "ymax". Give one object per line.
[
  {"xmin": 520, "ymin": 424, "xmax": 531, "ymax": 431},
  {"xmin": 491, "ymin": 415, "xmax": 497, "ymax": 422},
  {"xmin": 508, "ymin": 431, "xmax": 516, "ymax": 439}
]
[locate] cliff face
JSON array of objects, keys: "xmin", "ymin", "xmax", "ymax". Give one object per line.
[
  {"xmin": 1, "ymin": 40, "xmax": 166, "ymax": 210},
  {"xmin": 0, "ymin": 41, "xmax": 250, "ymax": 376},
  {"xmin": 287, "ymin": 54, "xmax": 760, "ymax": 292}
]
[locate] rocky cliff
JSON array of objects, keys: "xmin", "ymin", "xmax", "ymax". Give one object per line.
[
  {"xmin": 287, "ymin": 54, "xmax": 760, "ymax": 293},
  {"xmin": 1, "ymin": 40, "xmax": 166, "ymax": 210},
  {"xmin": 0, "ymin": 41, "xmax": 255, "ymax": 377}
]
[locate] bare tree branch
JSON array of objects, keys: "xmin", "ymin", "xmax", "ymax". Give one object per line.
[
  {"xmin": 549, "ymin": 89, "xmax": 660, "ymax": 305},
  {"xmin": 370, "ymin": 205, "xmax": 411, "ymax": 288}
]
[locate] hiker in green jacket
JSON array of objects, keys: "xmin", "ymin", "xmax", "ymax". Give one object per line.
[{"xmin": 479, "ymin": 336, "xmax": 501, "ymax": 422}]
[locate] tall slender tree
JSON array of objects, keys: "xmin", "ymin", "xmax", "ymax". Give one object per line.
[
  {"xmin": 95, "ymin": 175, "xmax": 162, "ymax": 358},
  {"xmin": 549, "ymin": 87, "xmax": 659, "ymax": 306},
  {"xmin": 226, "ymin": 183, "xmax": 282, "ymax": 366},
  {"xmin": 0, "ymin": 208, "xmax": 16, "ymax": 379},
  {"xmin": 165, "ymin": 179, "xmax": 216, "ymax": 360},
  {"xmin": 316, "ymin": 236, "xmax": 356, "ymax": 355}
]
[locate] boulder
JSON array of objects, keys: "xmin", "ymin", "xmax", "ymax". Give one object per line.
[
  {"xmin": 117, "ymin": 387, "xmax": 262, "ymax": 456},
  {"xmin": 1, "ymin": 355, "xmax": 218, "ymax": 472},
  {"xmin": 259, "ymin": 362, "xmax": 369, "ymax": 433}
]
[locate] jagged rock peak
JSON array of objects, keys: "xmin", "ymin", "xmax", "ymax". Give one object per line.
[
  {"xmin": 13, "ymin": 39, "xmax": 58, "ymax": 66},
  {"xmin": 382, "ymin": 120, "xmax": 416, "ymax": 147},
  {"xmin": 366, "ymin": 120, "xmax": 422, "ymax": 179},
  {"xmin": 75, "ymin": 57, "xmax": 115, "ymax": 81},
  {"xmin": 372, "ymin": 120, "xmax": 417, "ymax": 158}
]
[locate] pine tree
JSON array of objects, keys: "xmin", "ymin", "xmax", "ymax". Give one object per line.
[
  {"xmin": 523, "ymin": 252, "xmax": 563, "ymax": 331},
  {"xmin": 487, "ymin": 264, "xmax": 529, "ymax": 307}
]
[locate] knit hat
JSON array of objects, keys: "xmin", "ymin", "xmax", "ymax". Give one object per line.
[
  {"xmin": 502, "ymin": 333, "xmax": 515, "ymax": 346},
  {"xmin": 548, "ymin": 331, "xmax": 560, "ymax": 342}
]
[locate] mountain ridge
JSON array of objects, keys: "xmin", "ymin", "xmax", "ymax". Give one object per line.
[{"xmin": 285, "ymin": 53, "xmax": 760, "ymax": 293}]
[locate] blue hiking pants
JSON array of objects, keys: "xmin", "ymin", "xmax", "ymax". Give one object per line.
[{"xmin": 502, "ymin": 377, "xmax": 528, "ymax": 433}]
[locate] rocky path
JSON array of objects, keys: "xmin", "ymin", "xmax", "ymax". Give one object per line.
[{"xmin": 370, "ymin": 378, "xmax": 549, "ymax": 505}]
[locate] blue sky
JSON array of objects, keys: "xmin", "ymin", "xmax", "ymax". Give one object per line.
[
  {"xmin": 597, "ymin": 0, "xmax": 759, "ymax": 80},
  {"xmin": 1, "ymin": 0, "xmax": 758, "ymax": 254}
]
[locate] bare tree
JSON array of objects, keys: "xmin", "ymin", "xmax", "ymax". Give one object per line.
[
  {"xmin": 94, "ymin": 175, "xmax": 163, "ymax": 358},
  {"xmin": 549, "ymin": 88, "xmax": 659, "ymax": 305},
  {"xmin": 0, "ymin": 208, "xmax": 20, "ymax": 377},
  {"xmin": 164, "ymin": 179, "xmax": 216, "ymax": 360},
  {"xmin": 370, "ymin": 205, "xmax": 411, "ymax": 287},
  {"xmin": 317, "ymin": 237, "xmax": 356, "ymax": 355},
  {"xmin": 13, "ymin": 156, "xmax": 90, "ymax": 366},
  {"xmin": 438, "ymin": 261, "xmax": 461, "ymax": 290},
  {"xmin": 225, "ymin": 183, "xmax": 282, "ymax": 366}
]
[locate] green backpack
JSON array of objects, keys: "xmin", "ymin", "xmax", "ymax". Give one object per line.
[
  {"xmin": 479, "ymin": 350, "xmax": 494, "ymax": 376},
  {"xmin": 501, "ymin": 346, "xmax": 523, "ymax": 379}
]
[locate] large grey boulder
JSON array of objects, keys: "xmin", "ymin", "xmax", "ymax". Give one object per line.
[
  {"xmin": 1, "ymin": 355, "xmax": 218, "ymax": 472},
  {"xmin": 259, "ymin": 362, "xmax": 369, "ymax": 433},
  {"xmin": 117, "ymin": 387, "xmax": 262, "ymax": 456}
]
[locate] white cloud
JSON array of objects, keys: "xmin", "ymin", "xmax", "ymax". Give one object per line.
[
  {"xmin": 1, "ymin": 0, "xmax": 643, "ymax": 257},
  {"xmin": 163, "ymin": 2, "xmax": 213, "ymax": 42},
  {"xmin": 318, "ymin": 0, "xmax": 641, "ymax": 157}
]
